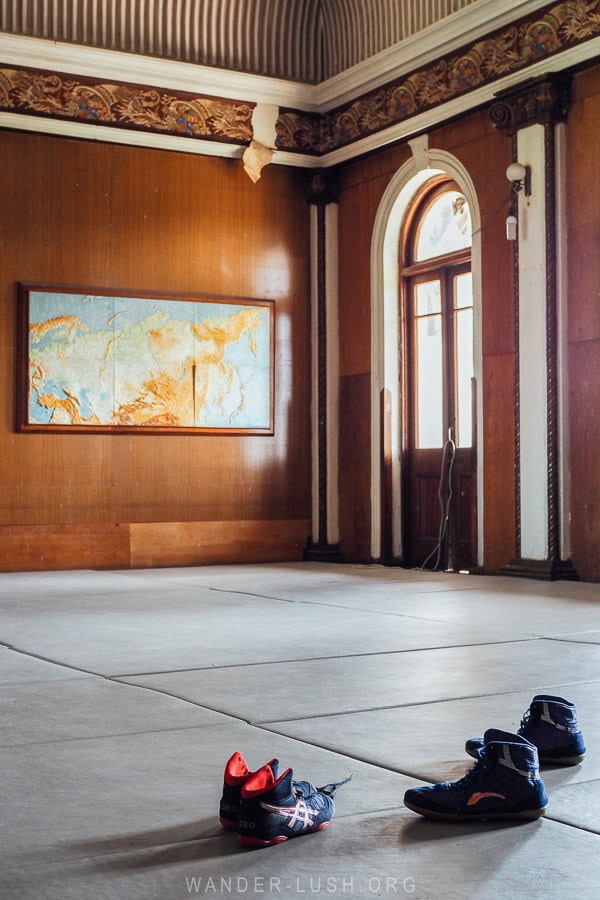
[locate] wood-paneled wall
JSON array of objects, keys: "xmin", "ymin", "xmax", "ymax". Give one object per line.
[
  {"xmin": 336, "ymin": 65, "xmax": 600, "ymax": 577},
  {"xmin": 567, "ymin": 67, "xmax": 600, "ymax": 582},
  {"xmin": 0, "ymin": 131, "xmax": 311, "ymax": 570},
  {"xmin": 3, "ymin": 65, "xmax": 600, "ymax": 578}
]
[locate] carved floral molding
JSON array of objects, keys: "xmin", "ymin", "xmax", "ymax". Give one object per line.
[
  {"xmin": 0, "ymin": 66, "xmax": 254, "ymax": 144},
  {"xmin": 0, "ymin": 0, "xmax": 599, "ymax": 156}
]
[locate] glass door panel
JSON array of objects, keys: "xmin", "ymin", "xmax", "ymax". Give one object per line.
[
  {"xmin": 453, "ymin": 272, "xmax": 473, "ymax": 448},
  {"xmin": 414, "ymin": 280, "xmax": 443, "ymax": 449}
]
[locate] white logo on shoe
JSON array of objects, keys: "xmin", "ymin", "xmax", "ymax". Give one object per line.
[{"xmin": 260, "ymin": 799, "xmax": 319, "ymax": 830}]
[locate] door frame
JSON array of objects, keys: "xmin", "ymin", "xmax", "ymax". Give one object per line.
[{"xmin": 369, "ymin": 145, "xmax": 483, "ymax": 566}]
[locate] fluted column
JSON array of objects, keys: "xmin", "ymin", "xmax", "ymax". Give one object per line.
[
  {"xmin": 304, "ymin": 171, "xmax": 343, "ymax": 562},
  {"xmin": 490, "ymin": 74, "xmax": 578, "ymax": 580}
]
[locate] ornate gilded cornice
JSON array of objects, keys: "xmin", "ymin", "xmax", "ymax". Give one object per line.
[
  {"xmin": 0, "ymin": 66, "xmax": 254, "ymax": 145},
  {"xmin": 0, "ymin": 0, "xmax": 598, "ymax": 156}
]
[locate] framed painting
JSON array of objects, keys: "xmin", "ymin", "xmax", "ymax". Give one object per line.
[{"xmin": 16, "ymin": 284, "xmax": 275, "ymax": 435}]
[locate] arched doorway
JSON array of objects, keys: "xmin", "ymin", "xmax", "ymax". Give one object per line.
[
  {"xmin": 401, "ymin": 179, "xmax": 475, "ymax": 569},
  {"xmin": 370, "ymin": 150, "xmax": 482, "ymax": 570}
]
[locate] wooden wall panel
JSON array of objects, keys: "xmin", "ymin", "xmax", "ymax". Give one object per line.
[
  {"xmin": 0, "ymin": 525, "xmax": 130, "ymax": 572},
  {"xmin": 481, "ymin": 352, "xmax": 516, "ymax": 571},
  {"xmin": 567, "ymin": 69, "xmax": 600, "ymax": 345},
  {"xmin": 130, "ymin": 519, "xmax": 310, "ymax": 568},
  {"xmin": 0, "ymin": 520, "xmax": 310, "ymax": 571},
  {"xmin": 569, "ymin": 340, "xmax": 600, "ymax": 582},
  {"xmin": 338, "ymin": 372, "xmax": 372, "ymax": 562},
  {"xmin": 5, "ymin": 66, "xmax": 600, "ymax": 577},
  {"xmin": 338, "ymin": 148, "xmax": 411, "ymax": 378},
  {"xmin": 566, "ymin": 68, "xmax": 600, "ymax": 582},
  {"xmin": 336, "ymin": 154, "xmax": 411, "ymax": 563},
  {"xmin": 0, "ymin": 131, "xmax": 311, "ymax": 570}
]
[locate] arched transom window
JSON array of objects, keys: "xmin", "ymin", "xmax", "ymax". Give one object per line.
[{"xmin": 403, "ymin": 181, "xmax": 474, "ymax": 450}]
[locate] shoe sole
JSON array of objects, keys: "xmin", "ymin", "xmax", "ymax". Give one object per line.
[
  {"xmin": 404, "ymin": 799, "xmax": 547, "ymax": 822},
  {"xmin": 220, "ymin": 817, "xmax": 238, "ymax": 831},
  {"xmin": 466, "ymin": 750, "xmax": 585, "ymax": 766},
  {"xmin": 539, "ymin": 753, "xmax": 585, "ymax": 766},
  {"xmin": 237, "ymin": 821, "xmax": 330, "ymax": 849}
]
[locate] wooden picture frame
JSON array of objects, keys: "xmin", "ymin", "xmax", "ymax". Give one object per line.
[{"xmin": 16, "ymin": 283, "xmax": 275, "ymax": 435}]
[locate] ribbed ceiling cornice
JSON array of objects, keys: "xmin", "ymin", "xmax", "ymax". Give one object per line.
[{"xmin": 0, "ymin": 0, "xmax": 480, "ymax": 83}]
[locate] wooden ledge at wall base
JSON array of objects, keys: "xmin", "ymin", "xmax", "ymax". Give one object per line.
[{"xmin": 0, "ymin": 520, "xmax": 310, "ymax": 572}]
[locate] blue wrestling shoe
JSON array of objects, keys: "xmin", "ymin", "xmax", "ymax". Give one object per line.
[
  {"xmin": 465, "ymin": 695, "xmax": 586, "ymax": 765},
  {"xmin": 404, "ymin": 730, "xmax": 547, "ymax": 822},
  {"xmin": 219, "ymin": 752, "xmax": 280, "ymax": 831},
  {"xmin": 237, "ymin": 762, "xmax": 351, "ymax": 848}
]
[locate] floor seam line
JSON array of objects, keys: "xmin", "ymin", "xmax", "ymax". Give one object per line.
[
  {"xmin": 248, "ymin": 722, "xmax": 424, "ymax": 778},
  {"xmin": 546, "ymin": 636, "xmax": 600, "ymax": 645},
  {"xmin": 110, "ymin": 638, "xmax": 544, "ymax": 677},
  {"xmin": 251, "ymin": 679, "xmax": 600, "ymax": 722},
  {"xmin": 206, "ymin": 587, "xmax": 538, "ymax": 626},
  {"xmin": 103, "ymin": 678, "xmax": 255, "ymax": 724},
  {"xmin": 0, "ymin": 641, "xmax": 104, "ymax": 677},
  {"xmin": 0, "ymin": 722, "xmax": 232, "ymax": 750},
  {"xmin": 543, "ymin": 816, "xmax": 600, "ymax": 837}
]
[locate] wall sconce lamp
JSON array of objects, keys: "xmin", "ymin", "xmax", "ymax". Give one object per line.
[
  {"xmin": 506, "ymin": 162, "xmax": 532, "ymax": 196},
  {"xmin": 506, "ymin": 212, "xmax": 518, "ymax": 241},
  {"xmin": 505, "ymin": 162, "xmax": 531, "ymax": 241}
]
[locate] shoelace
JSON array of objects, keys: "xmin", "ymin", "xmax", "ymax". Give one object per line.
[
  {"xmin": 519, "ymin": 707, "xmax": 541, "ymax": 733},
  {"xmin": 439, "ymin": 749, "xmax": 492, "ymax": 792},
  {"xmin": 293, "ymin": 775, "xmax": 353, "ymax": 800},
  {"xmin": 318, "ymin": 775, "xmax": 353, "ymax": 797},
  {"xmin": 519, "ymin": 710, "xmax": 529, "ymax": 734}
]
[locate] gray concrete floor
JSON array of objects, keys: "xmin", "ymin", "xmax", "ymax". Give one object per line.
[{"xmin": 1, "ymin": 562, "xmax": 599, "ymax": 899}]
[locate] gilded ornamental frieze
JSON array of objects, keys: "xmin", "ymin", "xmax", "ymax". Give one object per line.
[
  {"xmin": 0, "ymin": 0, "xmax": 599, "ymax": 156},
  {"xmin": 0, "ymin": 66, "xmax": 254, "ymax": 144}
]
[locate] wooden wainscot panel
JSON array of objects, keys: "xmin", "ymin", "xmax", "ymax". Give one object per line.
[
  {"xmin": 338, "ymin": 373, "xmax": 372, "ymax": 562},
  {"xmin": 569, "ymin": 340, "xmax": 600, "ymax": 582},
  {"xmin": 0, "ymin": 524, "xmax": 130, "ymax": 572},
  {"xmin": 482, "ymin": 352, "xmax": 516, "ymax": 572},
  {"xmin": 129, "ymin": 519, "xmax": 310, "ymax": 568},
  {"xmin": 0, "ymin": 131, "xmax": 310, "ymax": 552}
]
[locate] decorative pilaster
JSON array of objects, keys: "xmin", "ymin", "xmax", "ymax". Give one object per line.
[
  {"xmin": 304, "ymin": 171, "xmax": 344, "ymax": 562},
  {"xmin": 490, "ymin": 73, "xmax": 578, "ymax": 580}
]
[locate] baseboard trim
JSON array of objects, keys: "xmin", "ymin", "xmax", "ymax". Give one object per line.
[
  {"xmin": 0, "ymin": 519, "xmax": 310, "ymax": 571},
  {"xmin": 303, "ymin": 540, "xmax": 344, "ymax": 563},
  {"xmin": 501, "ymin": 557, "xmax": 580, "ymax": 581}
]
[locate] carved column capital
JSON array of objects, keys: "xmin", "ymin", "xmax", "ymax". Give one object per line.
[
  {"xmin": 489, "ymin": 72, "xmax": 572, "ymax": 135},
  {"xmin": 307, "ymin": 170, "xmax": 340, "ymax": 206}
]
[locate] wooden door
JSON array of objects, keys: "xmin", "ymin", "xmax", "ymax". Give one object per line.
[{"xmin": 401, "ymin": 184, "xmax": 476, "ymax": 570}]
